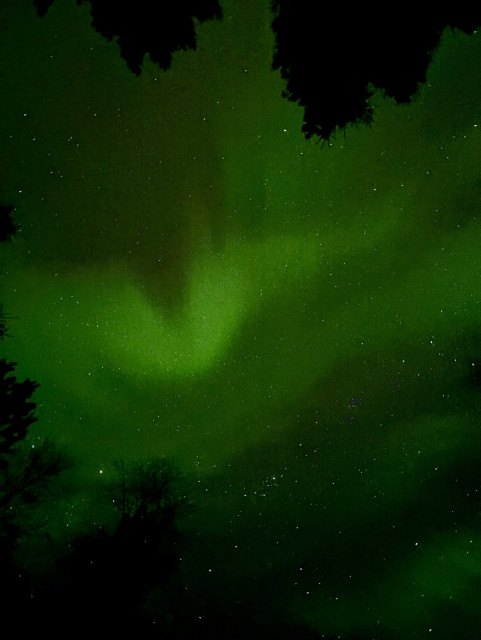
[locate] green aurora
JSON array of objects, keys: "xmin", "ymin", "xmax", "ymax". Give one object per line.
[{"xmin": 3, "ymin": 1, "xmax": 481, "ymax": 637}]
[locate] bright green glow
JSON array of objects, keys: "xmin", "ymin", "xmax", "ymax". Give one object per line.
[{"xmin": 2, "ymin": 1, "xmax": 481, "ymax": 636}]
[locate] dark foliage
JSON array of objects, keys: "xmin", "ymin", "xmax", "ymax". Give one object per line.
[
  {"xmin": 0, "ymin": 437, "xmax": 68, "ymax": 588},
  {"xmin": 35, "ymin": 1, "xmax": 481, "ymax": 142},
  {"xmin": 0, "ymin": 438, "xmax": 68, "ymax": 510},
  {"xmin": 271, "ymin": 2, "xmax": 481, "ymax": 140},
  {"xmin": 0, "ymin": 203, "xmax": 16, "ymax": 338},
  {"xmin": 33, "ymin": 0, "xmax": 53, "ymax": 17},
  {"xmin": 112, "ymin": 457, "xmax": 189, "ymax": 519},
  {"xmin": 0, "ymin": 305, "xmax": 12, "ymax": 340},
  {"xmin": 0, "ymin": 360, "xmax": 39, "ymax": 465},
  {"xmin": 0, "ymin": 360, "xmax": 67, "ymax": 632},
  {"xmin": 36, "ymin": 0, "xmax": 222, "ymax": 75},
  {"xmin": 0, "ymin": 205, "xmax": 17, "ymax": 242},
  {"xmin": 30, "ymin": 458, "xmax": 192, "ymax": 635}
]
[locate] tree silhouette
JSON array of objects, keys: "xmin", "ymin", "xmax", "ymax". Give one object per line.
[
  {"xmin": 0, "ymin": 205, "xmax": 16, "ymax": 243},
  {"xmin": 35, "ymin": 0, "xmax": 222, "ymax": 75},
  {"xmin": 34, "ymin": 1, "xmax": 481, "ymax": 141},
  {"xmin": 0, "ymin": 360, "xmax": 38, "ymax": 464},
  {"xmin": 32, "ymin": 0, "xmax": 53, "ymax": 16},
  {"xmin": 0, "ymin": 360, "xmax": 67, "ymax": 539},
  {"xmin": 0, "ymin": 331, "xmax": 68, "ymax": 628},
  {"xmin": 0, "ymin": 203, "xmax": 17, "ymax": 339},
  {"xmin": 0, "ymin": 201, "xmax": 69, "ymax": 632},
  {"xmin": 271, "ymin": 2, "xmax": 481, "ymax": 140},
  {"xmin": 0, "ymin": 437, "xmax": 68, "ymax": 516},
  {"xmin": 112, "ymin": 457, "xmax": 189, "ymax": 519},
  {"xmin": 0, "ymin": 201, "xmax": 36, "ymax": 466},
  {"xmin": 49, "ymin": 457, "xmax": 191, "ymax": 635},
  {"xmin": 0, "ymin": 306, "xmax": 15, "ymax": 340},
  {"xmin": 0, "ymin": 360, "xmax": 66, "ymax": 545}
]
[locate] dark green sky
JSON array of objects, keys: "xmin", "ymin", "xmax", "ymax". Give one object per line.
[{"xmin": 3, "ymin": 1, "xmax": 481, "ymax": 637}]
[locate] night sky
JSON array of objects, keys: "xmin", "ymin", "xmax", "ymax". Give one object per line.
[{"xmin": 3, "ymin": 1, "xmax": 481, "ymax": 637}]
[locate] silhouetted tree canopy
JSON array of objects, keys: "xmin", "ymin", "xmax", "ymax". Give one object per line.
[
  {"xmin": 0, "ymin": 360, "xmax": 38, "ymax": 465},
  {"xmin": 0, "ymin": 205, "xmax": 17, "ymax": 338},
  {"xmin": 45, "ymin": 457, "xmax": 190, "ymax": 635},
  {"xmin": 32, "ymin": 0, "xmax": 53, "ymax": 17},
  {"xmin": 0, "ymin": 205, "xmax": 16, "ymax": 242},
  {"xmin": 0, "ymin": 438, "xmax": 68, "ymax": 508},
  {"xmin": 271, "ymin": 2, "xmax": 481, "ymax": 140},
  {"xmin": 0, "ymin": 438, "xmax": 68, "ymax": 555},
  {"xmin": 112, "ymin": 457, "xmax": 189, "ymax": 518},
  {"xmin": 35, "ymin": 1, "xmax": 481, "ymax": 140},
  {"xmin": 35, "ymin": 0, "xmax": 222, "ymax": 75},
  {"xmin": 0, "ymin": 355, "xmax": 67, "ymax": 630},
  {"xmin": 0, "ymin": 211, "xmax": 68, "ymax": 547},
  {"xmin": 110, "ymin": 457, "xmax": 191, "ymax": 583},
  {"xmin": 0, "ymin": 306, "xmax": 10, "ymax": 340}
]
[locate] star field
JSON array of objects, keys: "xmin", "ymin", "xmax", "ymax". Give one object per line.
[{"xmin": 2, "ymin": 1, "xmax": 481, "ymax": 637}]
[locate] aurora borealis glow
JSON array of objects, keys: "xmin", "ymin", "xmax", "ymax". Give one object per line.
[{"xmin": 3, "ymin": 1, "xmax": 481, "ymax": 637}]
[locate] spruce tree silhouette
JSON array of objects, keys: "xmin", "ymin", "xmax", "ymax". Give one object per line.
[
  {"xmin": 0, "ymin": 205, "xmax": 16, "ymax": 243},
  {"xmin": 271, "ymin": 2, "xmax": 481, "ymax": 141},
  {"xmin": 0, "ymin": 198, "xmax": 69, "ymax": 634},
  {"xmin": 33, "ymin": 0, "xmax": 53, "ymax": 17},
  {"xmin": 0, "ymin": 341, "xmax": 67, "ymax": 530},
  {"xmin": 35, "ymin": 0, "xmax": 222, "ymax": 75},
  {"xmin": 0, "ymin": 205, "xmax": 17, "ymax": 339},
  {"xmin": 35, "ymin": 1, "xmax": 481, "ymax": 141},
  {"xmin": 0, "ymin": 360, "xmax": 38, "ymax": 463}
]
